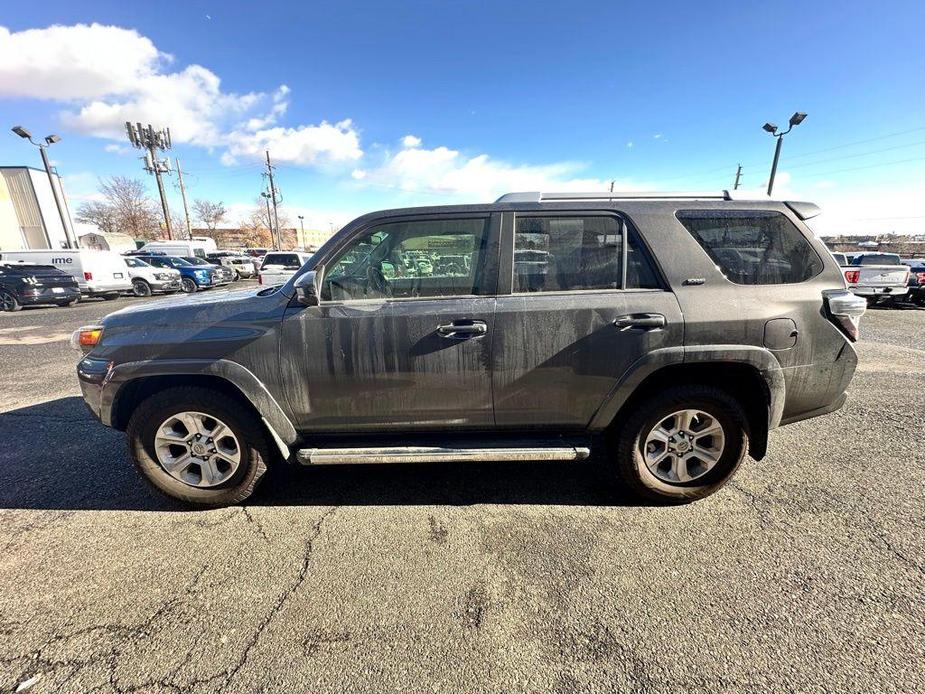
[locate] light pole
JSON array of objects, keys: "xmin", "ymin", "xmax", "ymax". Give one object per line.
[
  {"xmin": 763, "ymin": 112, "xmax": 807, "ymax": 196},
  {"xmin": 11, "ymin": 126, "xmax": 75, "ymax": 248},
  {"xmin": 298, "ymin": 215, "xmax": 305, "ymax": 249}
]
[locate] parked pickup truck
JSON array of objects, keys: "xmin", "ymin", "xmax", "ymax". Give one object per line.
[
  {"xmin": 901, "ymin": 258, "xmax": 925, "ymax": 306},
  {"xmin": 844, "ymin": 253, "xmax": 910, "ymax": 306}
]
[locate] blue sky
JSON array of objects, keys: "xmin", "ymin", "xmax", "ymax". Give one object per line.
[{"xmin": 2, "ymin": 0, "xmax": 924, "ymax": 234}]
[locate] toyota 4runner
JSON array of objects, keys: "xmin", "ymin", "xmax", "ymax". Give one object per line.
[{"xmin": 74, "ymin": 191, "xmax": 866, "ymax": 506}]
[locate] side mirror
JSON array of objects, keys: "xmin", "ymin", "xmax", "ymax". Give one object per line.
[{"xmin": 294, "ymin": 269, "xmax": 321, "ymax": 306}]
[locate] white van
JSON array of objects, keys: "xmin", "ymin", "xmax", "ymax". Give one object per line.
[
  {"xmin": 0, "ymin": 249, "xmax": 132, "ymax": 298},
  {"xmin": 258, "ymin": 251, "xmax": 313, "ymax": 286},
  {"xmin": 139, "ymin": 238, "xmax": 217, "ymax": 259}
]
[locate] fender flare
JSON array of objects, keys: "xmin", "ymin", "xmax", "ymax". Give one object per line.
[
  {"xmin": 101, "ymin": 358, "xmax": 298, "ymax": 449},
  {"xmin": 589, "ymin": 345, "xmax": 785, "ymax": 434}
]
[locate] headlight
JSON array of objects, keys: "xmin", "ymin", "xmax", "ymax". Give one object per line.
[{"xmin": 195, "ymin": 269, "xmax": 209, "ymax": 278}]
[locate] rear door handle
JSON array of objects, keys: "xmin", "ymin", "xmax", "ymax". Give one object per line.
[
  {"xmin": 613, "ymin": 313, "xmax": 666, "ymax": 330},
  {"xmin": 437, "ymin": 320, "xmax": 488, "ymax": 338}
]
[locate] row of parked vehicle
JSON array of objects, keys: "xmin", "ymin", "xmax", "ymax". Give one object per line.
[
  {"xmin": 832, "ymin": 251, "xmax": 925, "ymax": 307},
  {"xmin": 0, "ymin": 240, "xmax": 312, "ymax": 312}
]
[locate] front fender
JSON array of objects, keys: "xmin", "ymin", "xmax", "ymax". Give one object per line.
[{"xmin": 99, "ymin": 358, "xmax": 297, "ymax": 445}]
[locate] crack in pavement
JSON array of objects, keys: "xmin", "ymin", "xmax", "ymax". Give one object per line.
[
  {"xmin": 220, "ymin": 505, "xmax": 338, "ymax": 690},
  {"xmin": 241, "ymin": 506, "xmax": 270, "ymax": 543}
]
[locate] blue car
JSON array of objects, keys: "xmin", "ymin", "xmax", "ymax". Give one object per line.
[{"xmin": 134, "ymin": 255, "xmax": 216, "ymax": 293}]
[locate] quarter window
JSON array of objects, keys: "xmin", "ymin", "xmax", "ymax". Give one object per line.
[
  {"xmin": 514, "ymin": 216, "xmax": 624, "ymax": 292},
  {"xmin": 323, "ymin": 218, "xmax": 490, "ymax": 301},
  {"xmin": 676, "ymin": 210, "xmax": 823, "ymax": 285}
]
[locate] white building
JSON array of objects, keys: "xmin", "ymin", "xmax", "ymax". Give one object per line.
[{"xmin": 0, "ymin": 166, "xmax": 76, "ymax": 250}]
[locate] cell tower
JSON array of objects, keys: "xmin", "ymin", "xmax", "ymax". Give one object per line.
[{"xmin": 125, "ymin": 122, "xmax": 174, "ymax": 239}]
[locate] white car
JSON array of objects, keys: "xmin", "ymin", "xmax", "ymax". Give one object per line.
[
  {"xmin": 138, "ymin": 238, "xmax": 217, "ymax": 260},
  {"xmin": 206, "ymin": 252, "xmax": 257, "ymax": 279},
  {"xmin": 123, "ymin": 257, "xmax": 182, "ymax": 296},
  {"xmin": 258, "ymin": 251, "xmax": 313, "ymax": 286},
  {"xmin": 0, "ymin": 249, "xmax": 132, "ymax": 299}
]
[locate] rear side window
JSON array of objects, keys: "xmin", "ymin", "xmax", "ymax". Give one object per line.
[
  {"xmin": 676, "ymin": 210, "xmax": 823, "ymax": 285},
  {"xmin": 514, "ymin": 216, "xmax": 623, "ymax": 292}
]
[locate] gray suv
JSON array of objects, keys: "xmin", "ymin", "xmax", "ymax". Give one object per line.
[{"xmin": 74, "ymin": 191, "xmax": 866, "ymax": 506}]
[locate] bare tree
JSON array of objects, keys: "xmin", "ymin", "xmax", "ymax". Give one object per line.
[
  {"xmin": 75, "ymin": 176, "xmax": 162, "ymax": 239},
  {"xmin": 192, "ymin": 199, "xmax": 227, "ymax": 231}
]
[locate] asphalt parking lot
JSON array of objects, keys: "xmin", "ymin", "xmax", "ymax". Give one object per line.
[{"xmin": 0, "ymin": 292, "xmax": 923, "ymax": 693}]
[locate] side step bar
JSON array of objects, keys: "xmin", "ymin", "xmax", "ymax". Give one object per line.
[{"xmin": 295, "ymin": 445, "xmax": 590, "ymax": 466}]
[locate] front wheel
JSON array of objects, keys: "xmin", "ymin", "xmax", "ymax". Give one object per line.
[
  {"xmin": 612, "ymin": 385, "xmax": 749, "ymax": 504},
  {"xmin": 180, "ymin": 277, "xmax": 198, "ymax": 293},
  {"xmin": 126, "ymin": 387, "xmax": 270, "ymax": 506},
  {"xmin": 132, "ymin": 279, "xmax": 152, "ymax": 297}
]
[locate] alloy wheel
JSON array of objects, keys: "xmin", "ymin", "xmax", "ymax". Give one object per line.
[
  {"xmin": 643, "ymin": 409, "xmax": 725, "ymax": 484},
  {"xmin": 154, "ymin": 411, "xmax": 242, "ymax": 488}
]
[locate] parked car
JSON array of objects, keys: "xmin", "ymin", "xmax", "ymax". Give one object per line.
[
  {"xmin": 73, "ymin": 191, "xmax": 866, "ymax": 506},
  {"xmin": 138, "ymin": 239, "xmax": 217, "ymax": 260},
  {"xmin": 123, "ymin": 257, "xmax": 182, "ymax": 296},
  {"xmin": 0, "ymin": 262, "xmax": 80, "ymax": 311},
  {"xmin": 900, "ymin": 258, "xmax": 925, "ymax": 306},
  {"xmin": 205, "ymin": 252, "xmax": 256, "ymax": 279},
  {"xmin": 0, "ymin": 249, "xmax": 132, "ymax": 299},
  {"xmin": 181, "ymin": 257, "xmax": 234, "ymax": 285},
  {"xmin": 258, "ymin": 251, "xmax": 313, "ymax": 286},
  {"xmin": 132, "ymin": 254, "xmax": 217, "ymax": 293},
  {"xmin": 844, "ymin": 252, "xmax": 911, "ymax": 306}
]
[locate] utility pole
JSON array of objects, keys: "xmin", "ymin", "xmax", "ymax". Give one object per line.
[
  {"xmin": 125, "ymin": 122, "xmax": 173, "ymax": 239},
  {"xmin": 10, "ymin": 127, "xmax": 75, "ymax": 248},
  {"xmin": 265, "ymin": 151, "xmax": 281, "ymax": 250},
  {"xmin": 175, "ymin": 158, "xmax": 193, "ymax": 240},
  {"xmin": 762, "ymin": 112, "xmax": 807, "ymax": 196},
  {"xmin": 733, "ymin": 164, "xmax": 742, "ymax": 190},
  {"xmin": 298, "ymin": 215, "xmax": 305, "ymax": 249},
  {"xmin": 609, "ymin": 180, "xmax": 615, "ymax": 193}
]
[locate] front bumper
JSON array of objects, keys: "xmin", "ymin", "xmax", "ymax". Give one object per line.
[
  {"xmin": 151, "ymin": 278, "xmax": 182, "ymax": 292},
  {"xmin": 76, "ymin": 357, "xmax": 111, "ymax": 423}
]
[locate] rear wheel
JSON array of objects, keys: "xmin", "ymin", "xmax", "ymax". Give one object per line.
[
  {"xmin": 0, "ymin": 290, "xmax": 21, "ymax": 312},
  {"xmin": 132, "ymin": 279, "xmax": 152, "ymax": 297},
  {"xmin": 126, "ymin": 386, "xmax": 270, "ymax": 506},
  {"xmin": 180, "ymin": 277, "xmax": 198, "ymax": 293},
  {"xmin": 612, "ymin": 385, "xmax": 748, "ymax": 503}
]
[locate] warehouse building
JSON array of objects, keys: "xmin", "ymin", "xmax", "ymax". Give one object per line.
[{"xmin": 0, "ymin": 166, "xmax": 76, "ymax": 251}]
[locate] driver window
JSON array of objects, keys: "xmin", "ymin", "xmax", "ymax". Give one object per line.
[{"xmin": 323, "ymin": 218, "xmax": 489, "ymax": 301}]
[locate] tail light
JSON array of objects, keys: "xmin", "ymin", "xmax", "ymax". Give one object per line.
[
  {"xmin": 844, "ymin": 269, "xmax": 860, "ymax": 284},
  {"xmin": 916, "ymin": 272, "xmax": 925, "ymax": 284},
  {"xmin": 84, "ymin": 271, "xmax": 93, "ymax": 281},
  {"xmin": 824, "ymin": 290, "xmax": 866, "ymax": 342}
]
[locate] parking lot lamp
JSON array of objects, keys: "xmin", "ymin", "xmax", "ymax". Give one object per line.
[
  {"xmin": 11, "ymin": 126, "xmax": 75, "ymax": 248},
  {"xmin": 763, "ymin": 112, "xmax": 807, "ymax": 196}
]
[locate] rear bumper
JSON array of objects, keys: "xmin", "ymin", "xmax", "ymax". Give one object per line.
[
  {"xmin": 19, "ymin": 286, "xmax": 81, "ymax": 305},
  {"xmin": 85, "ymin": 283, "xmax": 132, "ymax": 296},
  {"xmin": 851, "ymin": 286, "xmax": 909, "ymax": 296}
]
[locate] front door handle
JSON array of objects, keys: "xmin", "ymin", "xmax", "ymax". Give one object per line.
[
  {"xmin": 437, "ymin": 320, "xmax": 488, "ymax": 338},
  {"xmin": 613, "ymin": 313, "xmax": 666, "ymax": 330}
]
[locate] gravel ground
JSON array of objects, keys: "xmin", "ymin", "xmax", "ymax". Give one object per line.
[{"xmin": 0, "ymin": 292, "xmax": 922, "ymax": 693}]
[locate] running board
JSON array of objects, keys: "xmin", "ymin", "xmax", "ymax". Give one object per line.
[{"xmin": 295, "ymin": 444, "xmax": 591, "ymax": 466}]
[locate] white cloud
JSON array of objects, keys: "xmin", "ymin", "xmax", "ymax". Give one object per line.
[
  {"xmin": 0, "ymin": 24, "xmax": 165, "ymax": 100},
  {"xmin": 626, "ymin": 141, "xmax": 634, "ymax": 148},
  {"xmin": 653, "ymin": 133, "xmax": 663, "ymax": 139},
  {"xmin": 352, "ymin": 137, "xmax": 643, "ymax": 201},
  {"xmin": 0, "ymin": 24, "xmax": 358, "ymax": 168},
  {"xmin": 223, "ymin": 119, "xmax": 362, "ymax": 166}
]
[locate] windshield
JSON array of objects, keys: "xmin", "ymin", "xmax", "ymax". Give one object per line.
[
  {"xmin": 124, "ymin": 258, "xmax": 150, "ymax": 268},
  {"xmin": 182, "ymin": 257, "xmax": 210, "ymax": 266}
]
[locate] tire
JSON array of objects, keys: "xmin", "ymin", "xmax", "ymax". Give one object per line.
[
  {"xmin": 56, "ymin": 298, "xmax": 79, "ymax": 308},
  {"xmin": 232, "ymin": 271, "xmax": 241, "ymax": 282},
  {"xmin": 132, "ymin": 279, "xmax": 152, "ymax": 297},
  {"xmin": 0, "ymin": 290, "xmax": 22, "ymax": 312},
  {"xmin": 180, "ymin": 277, "xmax": 198, "ymax": 293},
  {"xmin": 126, "ymin": 386, "xmax": 270, "ymax": 506},
  {"xmin": 612, "ymin": 385, "xmax": 749, "ymax": 504},
  {"xmin": 866, "ymin": 296, "xmax": 878, "ymax": 307}
]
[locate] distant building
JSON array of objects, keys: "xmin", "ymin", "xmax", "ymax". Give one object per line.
[
  {"xmin": 822, "ymin": 234, "xmax": 925, "ymax": 257},
  {"xmin": 0, "ymin": 166, "xmax": 76, "ymax": 250},
  {"xmin": 192, "ymin": 227, "xmax": 334, "ymax": 251}
]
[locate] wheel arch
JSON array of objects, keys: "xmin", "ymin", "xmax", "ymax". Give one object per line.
[
  {"xmin": 105, "ymin": 359, "xmax": 297, "ymax": 457},
  {"xmin": 591, "ymin": 347, "xmax": 784, "ymax": 460}
]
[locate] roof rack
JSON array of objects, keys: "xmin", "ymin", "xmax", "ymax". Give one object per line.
[{"xmin": 495, "ymin": 191, "xmax": 734, "ymax": 203}]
